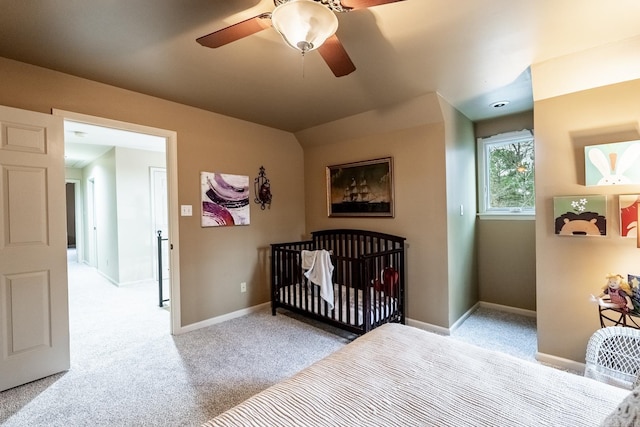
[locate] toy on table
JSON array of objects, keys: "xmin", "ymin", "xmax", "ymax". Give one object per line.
[{"xmin": 591, "ymin": 273, "xmax": 634, "ymax": 313}]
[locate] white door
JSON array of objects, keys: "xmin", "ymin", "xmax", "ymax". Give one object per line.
[
  {"xmin": 87, "ymin": 177, "xmax": 98, "ymax": 268},
  {"xmin": 151, "ymin": 167, "xmax": 169, "ymax": 281},
  {"xmin": 0, "ymin": 105, "xmax": 69, "ymax": 391},
  {"xmin": 150, "ymin": 166, "xmax": 170, "ymax": 306}
]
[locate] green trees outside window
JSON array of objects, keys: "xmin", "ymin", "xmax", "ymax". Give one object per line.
[{"xmin": 478, "ymin": 130, "xmax": 535, "ymax": 215}]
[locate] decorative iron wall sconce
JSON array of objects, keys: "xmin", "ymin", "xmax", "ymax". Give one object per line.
[{"xmin": 254, "ymin": 166, "xmax": 272, "ymax": 210}]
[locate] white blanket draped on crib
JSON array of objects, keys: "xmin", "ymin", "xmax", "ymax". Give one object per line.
[{"xmin": 300, "ymin": 249, "xmax": 334, "ymax": 309}]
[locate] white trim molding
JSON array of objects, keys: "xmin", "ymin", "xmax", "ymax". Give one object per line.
[
  {"xmin": 175, "ymin": 303, "xmax": 270, "ymax": 335},
  {"xmin": 406, "ymin": 318, "xmax": 451, "ymax": 336},
  {"xmin": 449, "ymin": 302, "xmax": 480, "ymax": 334},
  {"xmin": 477, "ymin": 129, "xmax": 535, "ymax": 217},
  {"xmin": 52, "ymin": 109, "xmax": 181, "ymax": 334},
  {"xmin": 536, "ymin": 352, "xmax": 585, "ymax": 375},
  {"xmin": 407, "ymin": 301, "xmax": 536, "ymax": 335},
  {"xmin": 479, "ymin": 301, "xmax": 536, "ymax": 318}
]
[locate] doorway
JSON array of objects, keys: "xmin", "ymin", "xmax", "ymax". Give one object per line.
[{"xmin": 55, "ymin": 109, "xmax": 180, "ymax": 335}]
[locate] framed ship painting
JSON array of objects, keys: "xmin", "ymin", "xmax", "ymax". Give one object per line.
[{"xmin": 326, "ymin": 157, "xmax": 394, "ymax": 217}]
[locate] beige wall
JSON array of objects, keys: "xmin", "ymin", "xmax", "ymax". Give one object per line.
[
  {"xmin": 0, "ymin": 57, "xmax": 306, "ymax": 327},
  {"xmin": 440, "ymin": 98, "xmax": 478, "ymax": 324},
  {"xmin": 534, "ymin": 78, "xmax": 640, "ymax": 362},
  {"xmin": 474, "ymin": 111, "xmax": 536, "ymax": 311},
  {"xmin": 1, "ymin": 57, "xmax": 477, "ymax": 331},
  {"xmin": 5, "ymin": 39, "xmax": 640, "ymax": 363},
  {"xmin": 477, "ymin": 219, "xmax": 536, "ymax": 310},
  {"xmin": 298, "ymin": 93, "xmax": 476, "ymax": 328}
]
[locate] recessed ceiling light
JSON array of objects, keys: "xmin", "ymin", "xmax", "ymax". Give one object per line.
[{"xmin": 490, "ymin": 101, "xmax": 510, "ymax": 108}]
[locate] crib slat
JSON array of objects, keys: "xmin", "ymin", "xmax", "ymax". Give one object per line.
[{"xmin": 271, "ymin": 230, "xmax": 405, "ymax": 335}]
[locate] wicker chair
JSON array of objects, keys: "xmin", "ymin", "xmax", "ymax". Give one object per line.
[{"xmin": 585, "ymin": 327, "xmax": 640, "ymax": 390}]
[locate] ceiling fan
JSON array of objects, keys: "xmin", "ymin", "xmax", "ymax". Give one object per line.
[{"xmin": 196, "ymin": 0, "xmax": 405, "ymax": 77}]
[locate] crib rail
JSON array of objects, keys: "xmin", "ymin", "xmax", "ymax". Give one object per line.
[{"xmin": 271, "ymin": 229, "xmax": 406, "ymax": 335}]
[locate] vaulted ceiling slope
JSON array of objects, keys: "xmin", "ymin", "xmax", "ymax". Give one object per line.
[{"xmin": 1, "ymin": 1, "xmax": 640, "ymax": 132}]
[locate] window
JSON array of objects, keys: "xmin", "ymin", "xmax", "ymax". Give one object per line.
[{"xmin": 477, "ymin": 129, "xmax": 535, "ymax": 217}]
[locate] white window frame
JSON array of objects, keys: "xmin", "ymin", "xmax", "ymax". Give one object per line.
[{"xmin": 477, "ymin": 129, "xmax": 535, "ymax": 220}]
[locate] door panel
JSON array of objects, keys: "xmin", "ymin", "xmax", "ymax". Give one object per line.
[
  {"xmin": 0, "ymin": 105, "xmax": 69, "ymax": 392},
  {"xmin": 5, "ymin": 271, "xmax": 51, "ymax": 354},
  {"xmin": 5, "ymin": 166, "xmax": 48, "ymax": 244}
]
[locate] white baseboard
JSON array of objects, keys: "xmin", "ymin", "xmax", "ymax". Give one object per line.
[
  {"xmin": 450, "ymin": 302, "xmax": 480, "ymax": 334},
  {"xmin": 96, "ymin": 269, "xmax": 119, "ymax": 286},
  {"xmin": 536, "ymin": 351, "xmax": 585, "ymax": 374},
  {"xmin": 406, "ymin": 301, "xmax": 535, "ymax": 336},
  {"xmin": 479, "ymin": 301, "xmax": 536, "ymax": 318},
  {"xmin": 116, "ymin": 278, "xmax": 154, "ymax": 287},
  {"xmin": 174, "ymin": 301, "xmax": 536, "ymax": 340},
  {"xmin": 407, "ymin": 305, "xmax": 583, "ymax": 375},
  {"xmin": 175, "ymin": 302, "xmax": 270, "ymax": 335},
  {"xmin": 405, "ymin": 318, "xmax": 451, "ymax": 335}
]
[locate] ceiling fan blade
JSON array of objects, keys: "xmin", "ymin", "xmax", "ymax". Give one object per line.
[
  {"xmin": 196, "ymin": 14, "xmax": 272, "ymax": 48},
  {"xmin": 317, "ymin": 35, "xmax": 356, "ymax": 77},
  {"xmin": 340, "ymin": 0, "xmax": 405, "ymax": 10}
]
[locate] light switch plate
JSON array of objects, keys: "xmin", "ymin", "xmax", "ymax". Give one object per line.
[{"xmin": 181, "ymin": 205, "xmax": 193, "ymax": 216}]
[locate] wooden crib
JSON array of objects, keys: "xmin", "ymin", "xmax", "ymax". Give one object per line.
[{"xmin": 270, "ymin": 229, "xmax": 406, "ymax": 335}]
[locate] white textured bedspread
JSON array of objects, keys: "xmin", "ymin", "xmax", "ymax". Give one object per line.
[{"xmin": 203, "ymin": 323, "xmax": 629, "ymax": 427}]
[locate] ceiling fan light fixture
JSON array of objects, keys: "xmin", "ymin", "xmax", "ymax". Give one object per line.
[{"xmin": 271, "ymin": 0, "xmax": 338, "ymax": 54}]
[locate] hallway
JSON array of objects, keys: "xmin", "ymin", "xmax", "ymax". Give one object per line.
[{"xmin": 67, "ymin": 250, "xmax": 170, "ymax": 369}]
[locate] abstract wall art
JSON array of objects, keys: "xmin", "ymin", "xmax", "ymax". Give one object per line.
[{"xmin": 201, "ymin": 171, "xmax": 250, "ymax": 227}]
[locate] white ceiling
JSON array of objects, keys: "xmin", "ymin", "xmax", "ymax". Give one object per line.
[
  {"xmin": 1, "ymin": 1, "xmax": 640, "ymax": 133},
  {"xmin": 64, "ymin": 121, "xmax": 165, "ymax": 168}
]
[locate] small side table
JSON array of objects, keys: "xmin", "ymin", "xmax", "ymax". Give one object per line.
[{"xmin": 599, "ymin": 305, "xmax": 640, "ymax": 329}]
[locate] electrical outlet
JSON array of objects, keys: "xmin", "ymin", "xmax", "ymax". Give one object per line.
[{"xmin": 240, "ymin": 282, "xmax": 247, "ymax": 293}]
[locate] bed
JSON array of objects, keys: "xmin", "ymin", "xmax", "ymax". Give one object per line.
[
  {"xmin": 203, "ymin": 323, "xmax": 632, "ymax": 427},
  {"xmin": 270, "ymin": 229, "xmax": 406, "ymax": 335}
]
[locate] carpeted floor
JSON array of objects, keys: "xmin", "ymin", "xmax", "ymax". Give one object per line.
[
  {"xmin": 451, "ymin": 306, "xmax": 538, "ymax": 362},
  {"xmin": 1, "ymin": 257, "xmax": 538, "ymax": 426}
]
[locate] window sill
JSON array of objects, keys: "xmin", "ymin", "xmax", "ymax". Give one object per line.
[{"xmin": 478, "ymin": 212, "xmax": 535, "ymax": 221}]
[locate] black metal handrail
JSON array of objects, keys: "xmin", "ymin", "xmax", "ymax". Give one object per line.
[{"xmin": 157, "ymin": 230, "xmax": 169, "ymax": 307}]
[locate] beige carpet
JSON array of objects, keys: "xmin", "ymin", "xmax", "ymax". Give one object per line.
[
  {"xmin": 1, "ymin": 257, "xmax": 537, "ymax": 426},
  {"xmin": 1, "ymin": 258, "xmax": 351, "ymax": 426}
]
